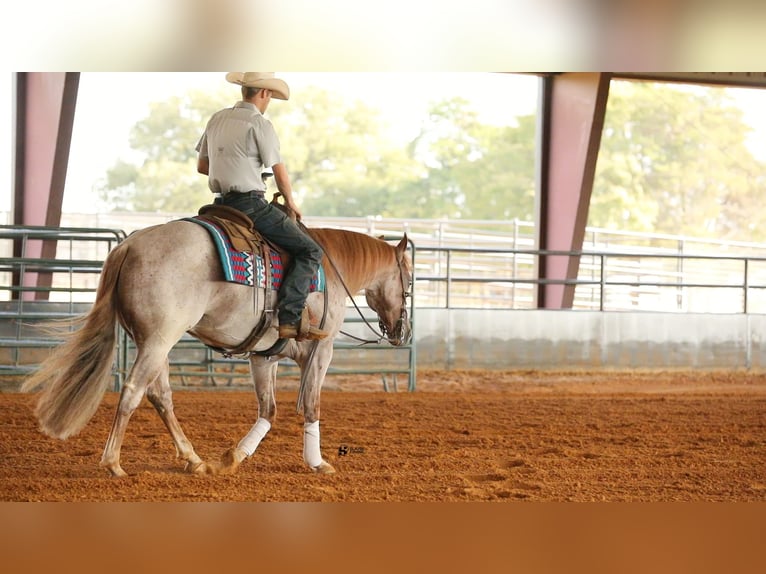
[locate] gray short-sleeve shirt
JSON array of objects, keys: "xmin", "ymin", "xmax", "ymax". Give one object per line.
[{"xmin": 196, "ymin": 101, "xmax": 282, "ymax": 193}]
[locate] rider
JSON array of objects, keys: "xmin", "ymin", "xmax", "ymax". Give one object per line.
[{"xmin": 196, "ymin": 72, "xmax": 328, "ymax": 341}]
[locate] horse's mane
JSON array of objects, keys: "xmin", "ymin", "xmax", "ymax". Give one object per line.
[{"xmin": 308, "ymin": 228, "xmax": 405, "ymax": 291}]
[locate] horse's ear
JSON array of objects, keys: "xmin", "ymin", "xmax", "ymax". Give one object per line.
[{"xmin": 395, "ymin": 234, "xmax": 408, "ymax": 260}]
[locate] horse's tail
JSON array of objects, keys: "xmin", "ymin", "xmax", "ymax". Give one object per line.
[{"xmin": 20, "ymin": 242, "xmax": 130, "ymax": 439}]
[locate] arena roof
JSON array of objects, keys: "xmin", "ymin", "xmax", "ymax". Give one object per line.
[{"xmin": 584, "ymin": 72, "xmax": 766, "ymax": 89}]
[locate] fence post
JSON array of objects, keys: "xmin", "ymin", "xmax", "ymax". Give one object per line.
[
  {"xmin": 743, "ymin": 258, "xmax": 749, "ymax": 313},
  {"xmin": 599, "ymin": 253, "xmax": 606, "ymax": 311}
]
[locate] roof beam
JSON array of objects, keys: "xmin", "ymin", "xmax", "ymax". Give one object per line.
[{"xmin": 535, "ymin": 72, "xmax": 612, "ymax": 309}]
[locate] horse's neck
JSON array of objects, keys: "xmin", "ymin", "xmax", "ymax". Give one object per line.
[{"xmin": 310, "ymin": 228, "xmax": 391, "ymax": 292}]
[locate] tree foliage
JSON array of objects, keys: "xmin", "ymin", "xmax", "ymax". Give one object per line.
[
  {"xmin": 97, "ymin": 85, "xmax": 537, "ymax": 221},
  {"xmin": 97, "ymin": 79, "xmax": 766, "ymax": 242},
  {"xmin": 592, "ymin": 81, "xmax": 766, "ymax": 241},
  {"xmin": 96, "ymin": 88, "xmax": 229, "ymax": 212},
  {"xmin": 267, "ymin": 87, "xmax": 424, "ymax": 217}
]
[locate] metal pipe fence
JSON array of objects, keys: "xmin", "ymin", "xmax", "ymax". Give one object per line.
[
  {"xmin": 4, "ymin": 222, "xmax": 766, "ymax": 393},
  {"xmin": 413, "ymin": 247, "xmax": 766, "ymax": 313},
  {"xmin": 0, "ymin": 225, "xmax": 125, "ymax": 386},
  {"xmin": 0, "ymin": 225, "xmax": 416, "ymax": 391}
]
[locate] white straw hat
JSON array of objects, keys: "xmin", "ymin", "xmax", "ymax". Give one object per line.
[{"xmin": 225, "ymin": 72, "xmax": 290, "ymax": 100}]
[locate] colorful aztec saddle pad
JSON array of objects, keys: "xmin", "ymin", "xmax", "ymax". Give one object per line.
[{"xmin": 183, "ymin": 216, "xmax": 325, "ymax": 292}]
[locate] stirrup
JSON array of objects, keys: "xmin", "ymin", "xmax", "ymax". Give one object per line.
[
  {"xmin": 298, "ymin": 307, "xmax": 311, "ymax": 339},
  {"xmin": 277, "ymin": 308, "xmax": 328, "ymax": 341}
]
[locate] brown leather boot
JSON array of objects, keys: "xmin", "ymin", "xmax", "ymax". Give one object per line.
[
  {"xmin": 278, "ymin": 323, "xmax": 329, "ymax": 341},
  {"xmin": 278, "ymin": 308, "xmax": 329, "ymax": 341}
]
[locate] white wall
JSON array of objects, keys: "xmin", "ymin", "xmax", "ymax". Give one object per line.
[{"xmin": 412, "ymin": 309, "xmax": 766, "ymax": 370}]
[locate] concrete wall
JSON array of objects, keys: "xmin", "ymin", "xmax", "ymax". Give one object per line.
[
  {"xmin": 5, "ymin": 302, "xmax": 764, "ymax": 374},
  {"xmin": 413, "ymin": 309, "xmax": 766, "ymax": 370}
]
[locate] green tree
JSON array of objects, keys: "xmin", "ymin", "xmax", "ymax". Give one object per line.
[
  {"xmin": 97, "ymin": 85, "xmax": 425, "ymax": 217},
  {"xmin": 592, "ymin": 81, "xmax": 766, "ymax": 241},
  {"xmin": 400, "ymin": 98, "xmax": 537, "ymax": 220},
  {"xmin": 459, "ymin": 114, "xmax": 537, "ymax": 221},
  {"xmin": 402, "ymin": 98, "xmax": 481, "ymax": 218},
  {"xmin": 269, "ymin": 87, "xmax": 422, "ymax": 217},
  {"xmin": 96, "ymin": 79, "xmax": 766, "ymax": 243},
  {"xmin": 97, "ymin": 88, "xmax": 229, "ymax": 212}
]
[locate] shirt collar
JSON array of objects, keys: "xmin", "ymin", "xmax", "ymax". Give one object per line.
[{"xmin": 234, "ymin": 101, "xmax": 261, "ymax": 114}]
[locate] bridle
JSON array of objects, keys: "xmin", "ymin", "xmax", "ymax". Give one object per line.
[
  {"xmin": 292, "ymin": 226, "xmax": 411, "ymax": 414},
  {"xmin": 320, "ymin": 234, "xmax": 412, "ymax": 346},
  {"xmin": 377, "ymin": 256, "xmax": 411, "ymax": 344}
]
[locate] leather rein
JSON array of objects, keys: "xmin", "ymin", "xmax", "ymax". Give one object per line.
[{"xmin": 308, "ymin": 224, "xmax": 411, "ymax": 346}]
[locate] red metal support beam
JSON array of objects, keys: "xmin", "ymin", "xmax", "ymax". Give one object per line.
[
  {"xmin": 12, "ymin": 72, "xmax": 80, "ymax": 300},
  {"xmin": 535, "ymin": 72, "xmax": 611, "ymax": 309}
]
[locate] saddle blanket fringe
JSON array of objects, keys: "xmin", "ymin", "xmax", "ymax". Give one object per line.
[{"xmin": 183, "ymin": 217, "xmax": 325, "ymax": 292}]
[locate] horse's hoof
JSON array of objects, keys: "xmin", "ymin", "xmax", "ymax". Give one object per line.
[
  {"xmin": 185, "ymin": 460, "xmax": 211, "ymax": 475},
  {"xmin": 312, "ymin": 461, "xmax": 336, "ymax": 474},
  {"xmin": 101, "ymin": 460, "xmax": 128, "ymax": 477},
  {"xmin": 210, "ymin": 447, "xmax": 247, "ymax": 476},
  {"xmin": 107, "ymin": 466, "xmax": 128, "ymax": 478}
]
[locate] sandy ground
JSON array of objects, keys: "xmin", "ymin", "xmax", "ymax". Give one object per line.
[{"xmin": 1, "ymin": 369, "xmax": 765, "ymax": 501}]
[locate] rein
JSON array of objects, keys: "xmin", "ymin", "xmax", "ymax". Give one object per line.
[
  {"xmin": 301, "ymin": 222, "xmax": 388, "ymax": 345},
  {"xmin": 274, "ymin": 194, "xmax": 408, "ymax": 345}
]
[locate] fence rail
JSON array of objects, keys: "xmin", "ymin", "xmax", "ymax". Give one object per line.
[
  {"xmin": 0, "ymin": 225, "xmax": 416, "ymax": 391},
  {"xmin": 0, "ymin": 225, "xmax": 125, "ymax": 385},
  {"xmin": 4, "ymin": 222, "xmax": 766, "ymax": 392},
  {"xmin": 413, "ymin": 247, "xmax": 766, "ymax": 313}
]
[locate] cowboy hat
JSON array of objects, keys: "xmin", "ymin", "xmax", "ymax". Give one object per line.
[{"xmin": 225, "ymin": 72, "xmax": 290, "ymax": 100}]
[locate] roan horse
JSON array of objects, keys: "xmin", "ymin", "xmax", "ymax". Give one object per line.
[{"xmin": 21, "ymin": 218, "xmax": 412, "ymax": 477}]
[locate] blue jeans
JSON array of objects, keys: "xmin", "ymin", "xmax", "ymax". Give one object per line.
[{"xmin": 218, "ymin": 192, "xmax": 323, "ymax": 326}]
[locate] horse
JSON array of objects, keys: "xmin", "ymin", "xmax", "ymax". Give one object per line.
[{"xmin": 21, "ymin": 218, "xmax": 412, "ymax": 477}]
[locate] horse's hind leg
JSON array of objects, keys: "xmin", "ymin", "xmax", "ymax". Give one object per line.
[
  {"xmin": 215, "ymin": 356, "xmax": 278, "ymax": 475},
  {"xmin": 100, "ymin": 348, "xmax": 174, "ymax": 477},
  {"xmin": 145, "ymin": 359, "xmax": 208, "ymax": 475}
]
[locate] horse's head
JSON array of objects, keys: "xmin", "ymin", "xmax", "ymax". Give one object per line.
[{"xmin": 364, "ymin": 235, "xmax": 412, "ymax": 346}]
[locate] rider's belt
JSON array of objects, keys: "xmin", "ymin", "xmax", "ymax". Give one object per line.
[{"xmin": 222, "ymin": 190, "xmax": 266, "ymax": 199}]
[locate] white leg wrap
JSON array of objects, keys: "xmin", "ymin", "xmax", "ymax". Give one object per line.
[
  {"xmin": 303, "ymin": 420, "xmax": 323, "ymax": 468},
  {"xmin": 237, "ymin": 417, "xmax": 271, "ymax": 457}
]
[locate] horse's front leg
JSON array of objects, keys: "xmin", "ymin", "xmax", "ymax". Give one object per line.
[
  {"xmin": 214, "ymin": 355, "xmax": 278, "ymax": 474},
  {"xmin": 300, "ymin": 341, "xmax": 336, "ymax": 474}
]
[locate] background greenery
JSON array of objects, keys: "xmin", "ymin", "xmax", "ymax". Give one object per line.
[{"xmin": 97, "ymin": 81, "xmax": 766, "ymax": 242}]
